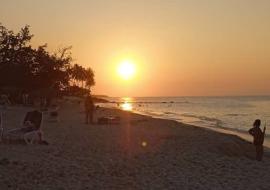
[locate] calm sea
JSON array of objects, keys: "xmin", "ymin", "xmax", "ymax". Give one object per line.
[{"xmin": 100, "ymin": 96, "xmax": 270, "ymax": 135}]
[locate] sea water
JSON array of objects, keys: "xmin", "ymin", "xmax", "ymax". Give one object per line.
[{"xmin": 100, "ymin": 96, "xmax": 270, "ymax": 136}]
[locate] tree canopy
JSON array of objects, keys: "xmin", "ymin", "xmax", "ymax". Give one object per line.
[{"xmin": 0, "ymin": 24, "xmax": 95, "ymax": 98}]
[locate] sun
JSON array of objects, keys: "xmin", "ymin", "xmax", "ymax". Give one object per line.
[{"xmin": 117, "ymin": 60, "xmax": 136, "ymax": 80}]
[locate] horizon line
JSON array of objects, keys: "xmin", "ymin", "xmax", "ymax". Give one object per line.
[{"xmin": 103, "ymin": 94, "xmax": 270, "ymax": 98}]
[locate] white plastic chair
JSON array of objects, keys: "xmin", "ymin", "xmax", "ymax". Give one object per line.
[{"xmin": 1, "ymin": 111, "xmax": 43, "ymax": 144}]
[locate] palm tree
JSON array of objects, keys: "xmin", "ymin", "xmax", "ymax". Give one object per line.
[{"xmin": 85, "ymin": 67, "xmax": 95, "ymax": 90}]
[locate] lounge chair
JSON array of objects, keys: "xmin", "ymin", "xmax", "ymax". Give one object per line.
[{"xmin": 0, "ymin": 110, "xmax": 43, "ymax": 144}]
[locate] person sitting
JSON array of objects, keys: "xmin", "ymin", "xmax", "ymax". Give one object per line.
[
  {"xmin": 2, "ymin": 109, "xmax": 47, "ymax": 144},
  {"xmin": 23, "ymin": 110, "xmax": 42, "ymax": 129},
  {"xmin": 14, "ymin": 110, "xmax": 43, "ymax": 143},
  {"xmin": 248, "ymin": 119, "xmax": 266, "ymax": 161}
]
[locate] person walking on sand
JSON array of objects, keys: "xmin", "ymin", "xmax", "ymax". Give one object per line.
[
  {"xmin": 84, "ymin": 94, "xmax": 94, "ymax": 124},
  {"xmin": 248, "ymin": 119, "xmax": 266, "ymax": 161}
]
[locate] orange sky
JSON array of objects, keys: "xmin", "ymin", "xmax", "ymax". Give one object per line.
[{"xmin": 1, "ymin": 0, "xmax": 270, "ymax": 97}]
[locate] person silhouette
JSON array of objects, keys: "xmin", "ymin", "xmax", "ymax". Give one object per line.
[
  {"xmin": 248, "ymin": 119, "xmax": 266, "ymax": 161},
  {"xmin": 84, "ymin": 94, "xmax": 94, "ymax": 124}
]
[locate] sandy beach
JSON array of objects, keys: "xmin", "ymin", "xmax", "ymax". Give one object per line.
[{"xmin": 1, "ymin": 99, "xmax": 270, "ymax": 190}]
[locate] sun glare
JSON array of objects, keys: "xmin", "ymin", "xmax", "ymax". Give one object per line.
[
  {"xmin": 117, "ymin": 60, "xmax": 136, "ymax": 80},
  {"xmin": 121, "ymin": 102, "xmax": 133, "ymax": 111}
]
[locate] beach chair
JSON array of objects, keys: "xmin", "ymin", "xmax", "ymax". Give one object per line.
[{"xmin": 1, "ymin": 110, "xmax": 43, "ymax": 144}]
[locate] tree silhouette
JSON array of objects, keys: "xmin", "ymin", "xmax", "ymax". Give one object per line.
[
  {"xmin": 0, "ymin": 24, "xmax": 95, "ymax": 102},
  {"xmin": 69, "ymin": 64, "xmax": 95, "ymax": 90},
  {"xmin": 85, "ymin": 67, "xmax": 95, "ymax": 89}
]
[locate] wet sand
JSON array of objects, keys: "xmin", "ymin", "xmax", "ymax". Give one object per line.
[{"xmin": 1, "ymin": 99, "xmax": 270, "ymax": 189}]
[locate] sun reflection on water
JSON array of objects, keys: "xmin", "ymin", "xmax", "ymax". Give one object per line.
[
  {"xmin": 121, "ymin": 102, "xmax": 133, "ymax": 111},
  {"xmin": 120, "ymin": 97, "xmax": 133, "ymax": 111}
]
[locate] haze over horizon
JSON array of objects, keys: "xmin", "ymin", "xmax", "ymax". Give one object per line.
[{"xmin": 1, "ymin": 0, "xmax": 270, "ymax": 97}]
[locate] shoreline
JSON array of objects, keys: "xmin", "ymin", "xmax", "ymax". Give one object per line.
[
  {"xmin": 1, "ymin": 102, "xmax": 270, "ymax": 189},
  {"xmin": 105, "ymin": 106, "xmax": 270, "ymax": 149},
  {"xmin": 100, "ymin": 96, "xmax": 270, "ymax": 140}
]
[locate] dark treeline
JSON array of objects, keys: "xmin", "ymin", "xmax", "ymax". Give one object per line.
[{"xmin": 0, "ymin": 24, "xmax": 95, "ymax": 104}]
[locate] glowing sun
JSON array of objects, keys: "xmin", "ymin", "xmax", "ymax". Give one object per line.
[{"xmin": 117, "ymin": 60, "xmax": 136, "ymax": 80}]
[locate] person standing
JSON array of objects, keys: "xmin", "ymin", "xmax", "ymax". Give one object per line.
[
  {"xmin": 249, "ymin": 119, "xmax": 266, "ymax": 161},
  {"xmin": 84, "ymin": 94, "xmax": 94, "ymax": 124}
]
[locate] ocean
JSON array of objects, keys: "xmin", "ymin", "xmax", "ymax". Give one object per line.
[{"xmin": 100, "ymin": 96, "xmax": 270, "ymax": 136}]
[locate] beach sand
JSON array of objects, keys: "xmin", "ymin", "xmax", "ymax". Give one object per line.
[{"xmin": 1, "ymin": 99, "xmax": 270, "ymax": 190}]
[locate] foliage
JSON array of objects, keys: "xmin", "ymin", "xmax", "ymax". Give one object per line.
[
  {"xmin": 0, "ymin": 24, "xmax": 95, "ymax": 98},
  {"xmin": 70, "ymin": 64, "xmax": 95, "ymax": 90}
]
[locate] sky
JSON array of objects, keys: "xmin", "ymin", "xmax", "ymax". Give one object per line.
[{"xmin": 1, "ymin": 0, "xmax": 270, "ymax": 97}]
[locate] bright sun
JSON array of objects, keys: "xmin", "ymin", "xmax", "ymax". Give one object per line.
[{"xmin": 117, "ymin": 60, "xmax": 136, "ymax": 80}]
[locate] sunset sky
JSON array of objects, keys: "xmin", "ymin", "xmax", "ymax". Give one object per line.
[{"xmin": 1, "ymin": 0, "xmax": 270, "ymax": 97}]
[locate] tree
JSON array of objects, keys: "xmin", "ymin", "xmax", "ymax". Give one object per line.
[
  {"xmin": 85, "ymin": 67, "xmax": 95, "ymax": 89},
  {"xmin": 69, "ymin": 64, "xmax": 95, "ymax": 90},
  {"xmin": 0, "ymin": 24, "xmax": 95, "ymax": 101},
  {"xmin": 0, "ymin": 24, "xmax": 36, "ymax": 89}
]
